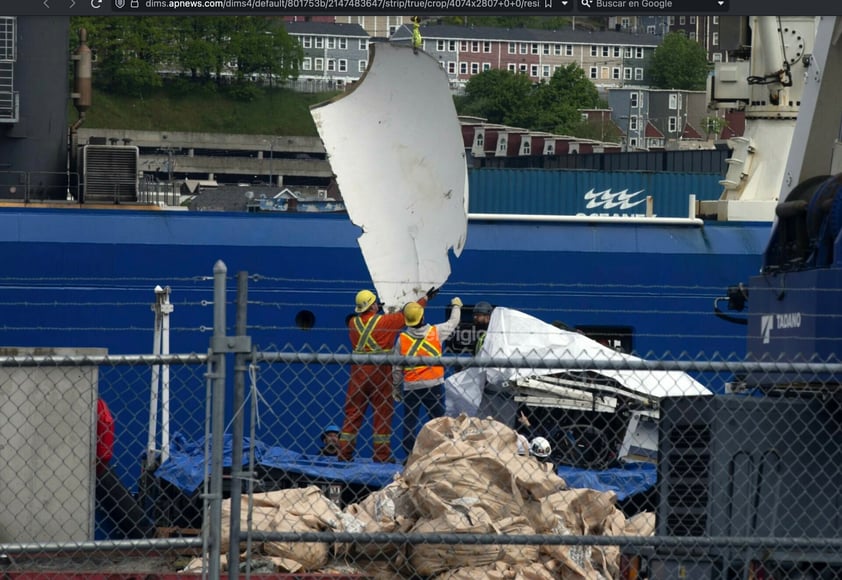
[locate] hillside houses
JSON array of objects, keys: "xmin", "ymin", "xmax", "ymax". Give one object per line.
[{"xmin": 283, "ymin": 19, "xmax": 730, "ymax": 152}]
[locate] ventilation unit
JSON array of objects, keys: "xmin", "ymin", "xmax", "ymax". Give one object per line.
[{"xmin": 81, "ymin": 145, "xmax": 139, "ymax": 204}]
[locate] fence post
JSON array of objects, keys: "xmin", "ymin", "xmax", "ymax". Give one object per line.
[
  {"xmin": 207, "ymin": 260, "xmax": 227, "ymax": 579},
  {"xmin": 227, "ymin": 271, "xmax": 249, "ymax": 578}
]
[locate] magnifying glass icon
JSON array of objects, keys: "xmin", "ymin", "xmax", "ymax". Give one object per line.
[{"xmin": 581, "ymin": 0, "xmax": 591, "ymax": 7}]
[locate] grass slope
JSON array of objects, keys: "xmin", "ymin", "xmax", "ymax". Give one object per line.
[{"xmin": 75, "ymin": 84, "xmax": 340, "ymax": 136}]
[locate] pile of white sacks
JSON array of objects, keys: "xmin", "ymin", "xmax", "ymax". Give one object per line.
[{"xmin": 184, "ymin": 414, "xmax": 654, "ymax": 579}]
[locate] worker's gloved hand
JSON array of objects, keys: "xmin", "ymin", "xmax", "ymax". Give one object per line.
[
  {"xmin": 451, "ymin": 297, "xmax": 463, "ymax": 308},
  {"xmin": 392, "ymin": 384, "xmax": 403, "ymax": 402},
  {"xmin": 426, "ymin": 286, "xmax": 440, "ymax": 301}
]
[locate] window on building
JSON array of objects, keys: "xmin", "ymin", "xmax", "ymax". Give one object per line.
[
  {"xmin": 669, "ymin": 117, "xmax": 678, "ymax": 132},
  {"xmin": 612, "ymin": 67, "xmax": 621, "ymax": 79},
  {"xmin": 483, "ymin": 41, "xmax": 491, "ymax": 53},
  {"xmin": 712, "ymin": 52, "xmax": 722, "ymax": 62},
  {"xmin": 690, "ymin": 16, "xmax": 696, "ymax": 24},
  {"xmin": 531, "ymin": 43, "xmax": 539, "ymax": 54},
  {"xmin": 630, "ymin": 117, "xmax": 638, "ymax": 131},
  {"xmin": 471, "ymin": 41, "xmax": 479, "ymax": 52},
  {"xmin": 624, "ymin": 47, "xmax": 633, "ymax": 58},
  {"xmin": 358, "ymin": 39, "xmax": 367, "ymax": 50},
  {"xmin": 621, "ymin": 17, "xmax": 630, "ymax": 28},
  {"xmin": 602, "ymin": 46, "xmax": 610, "ymax": 57},
  {"xmin": 543, "ymin": 65, "xmax": 550, "ymax": 77},
  {"xmin": 634, "ymin": 68, "xmax": 643, "ymax": 80},
  {"xmin": 522, "ymin": 140, "xmax": 531, "ymax": 154},
  {"xmin": 629, "ymin": 137, "xmax": 638, "ymax": 147},
  {"xmin": 508, "ymin": 42, "xmax": 516, "ymax": 54},
  {"xmin": 713, "ymin": 16, "xmax": 719, "ymax": 24},
  {"xmin": 712, "ymin": 32, "xmax": 719, "ymax": 46},
  {"xmin": 338, "ymin": 38, "xmax": 347, "ymax": 49},
  {"xmin": 520, "ymin": 42, "xmax": 528, "ymax": 54},
  {"xmin": 554, "ymin": 44, "xmax": 562, "ymax": 55},
  {"xmin": 565, "ymin": 44, "xmax": 574, "ymax": 56},
  {"xmin": 498, "ymin": 137, "xmax": 507, "ymax": 153},
  {"xmin": 613, "ymin": 46, "xmax": 621, "ymax": 57},
  {"xmin": 314, "ymin": 57, "xmax": 323, "ymax": 70},
  {"xmin": 327, "ymin": 59, "xmax": 336, "ymax": 71},
  {"xmin": 460, "ymin": 62, "xmax": 467, "ymax": 74},
  {"xmin": 624, "ymin": 68, "xmax": 632, "ymax": 80},
  {"xmin": 302, "ymin": 36, "xmax": 312, "ymax": 48},
  {"xmin": 519, "ymin": 63, "xmax": 528, "ymax": 73},
  {"xmin": 482, "ymin": 62, "xmax": 491, "ymax": 71},
  {"xmin": 315, "ymin": 37, "xmax": 323, "ymax": 48},
  {"xmin": 635, "ymin": 47, "xmax": 644, "ymax": 58},
  {"xmin": 647, "ymin": 25, "xmax": 655, "ymax": 34},
  {"xmin": 669, "ymin": 93, "xmax": 678, "ymax": 109},
  {"xmin": 630, "ymin": 92, "xmax": 639, "ymax": 107},
  {"xmin": 543, "ymin": 43, "xmax": 550, "ymax": 55},
  {"xmin": 475, "ymin": 132, "xmax": 484, "ymax": 146},
  {"xmin": 679, "ymin": 16, "xmax": 685, "ymax": 24},
  {"xmin": 689, "ymin": 32, "xmax": 696, "ymax": 41},
  {"xmin": 668, "ymin": 16, "xmax": 674, "ymax": 24},
  {"xmin": 507, "ymin": 63, "xmax": 517, "ymax": 72},
  {"xmin": 531, "ymin": 64, "xmax": 539, "ymax": 76},
  {"xmin": 448, "ymin": 62, "xmax": 456, "ymax": 73},
  {"xmin": 437, "ymin": 40, "xmax": 446, "ymax": 51},
  {"xmin": 359, "ymin": 60, "xmax": 367, "ymax": 72},
  {"xmin": 591, "ymin": 45, "xmax": 598, "ymax": 57},
  {"xmin": 449, "ymin": 40, "xmax": 456, "ymax": 51},
  {"xmin": 302, "ymin": 57, "xmax": 312, "ymax": 70},
  {"xmin": 471, "ymin": 62, "xmax": 479, "ymax": 74},
  {"xmin": 338, "ymin": 59, "xmax": 347, "ymax": 72},
  {"xmin": 589, "ymin": 66, "xmax": 598, "ymax": 79}
]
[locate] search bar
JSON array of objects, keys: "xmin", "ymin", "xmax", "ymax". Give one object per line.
[{"xmin": 578, "ymin": 0, "xmax": 729, "ymax": 12}]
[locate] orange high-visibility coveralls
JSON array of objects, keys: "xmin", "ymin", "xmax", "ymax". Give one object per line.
[{"xmin": 339, "ymin": 296, "xmax": 427, "ymax": 462}]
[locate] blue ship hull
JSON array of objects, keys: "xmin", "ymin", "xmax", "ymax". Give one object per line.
[{"xmin": 0, "ymin": 207, "xmax": 768, "ymax": 358}]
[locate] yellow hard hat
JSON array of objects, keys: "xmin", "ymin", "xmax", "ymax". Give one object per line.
[
  {"xmin": 355, "ymin": 289, "xmax": 376, "ymax": 313},
  {"xmin": 403, "ymin": 301, "xmax": 424, "ymax": 326}
]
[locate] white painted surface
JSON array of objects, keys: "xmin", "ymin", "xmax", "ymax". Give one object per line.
[{"xmin": 311, "ymin": 42, "xmax": 468, "ymax": 310}]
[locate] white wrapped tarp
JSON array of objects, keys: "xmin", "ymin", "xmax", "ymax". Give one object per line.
[{"xmin": 445, "ymin": 307, "xmax": 711, "ymax": 417}]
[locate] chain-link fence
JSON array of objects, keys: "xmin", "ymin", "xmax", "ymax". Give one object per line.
[{"xmin": 0, "ymin": 267, "xmax": 839, "ymax": 579}]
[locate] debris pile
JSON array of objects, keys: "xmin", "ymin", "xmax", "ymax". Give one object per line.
[{"xmin": 186, "ymin": 414, "xmax": 654, "ymax": 578}]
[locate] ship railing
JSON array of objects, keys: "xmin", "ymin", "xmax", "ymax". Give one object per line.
[{"xmin": 0, "ymin": 170, "xmax": 81, "ymax": 203}]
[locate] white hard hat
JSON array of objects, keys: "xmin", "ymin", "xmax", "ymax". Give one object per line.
[{"xmin": 530, "ymin": 436, "xmax": 551, "ymax": 459}]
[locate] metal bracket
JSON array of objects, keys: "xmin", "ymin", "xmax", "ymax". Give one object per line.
[{"xmin": 210, "ymin": 336, "xmax": 252, "ymax": 354}]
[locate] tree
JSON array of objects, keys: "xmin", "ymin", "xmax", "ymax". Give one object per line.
[
  {"xmin": 455, "ymin": 65, "xmax": 606, "ymax": 137},
  {"xmin": 455, "ymin": 69, "xmax": 538, "ymax": 127},
  {"xmin": 648, "ymin": 32, "xmax": 711, "ymax": 90},
  {"xmin": 532, "ymin": 64, "xmax": 607, "ymax": 134}
]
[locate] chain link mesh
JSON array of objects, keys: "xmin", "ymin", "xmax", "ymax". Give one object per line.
[{"xmin": 0, "ymin": 334, "xmax": 839, "ymax": 579}]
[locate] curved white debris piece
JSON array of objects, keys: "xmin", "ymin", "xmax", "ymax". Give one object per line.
[{"xmin": 311, "ymin": 42, "xmax": 468, "ymax": 310}]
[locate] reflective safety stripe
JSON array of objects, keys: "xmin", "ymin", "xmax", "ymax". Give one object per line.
[
  {"xmin": 372, "ymin": 433, "xmax": 391, "ymax": 444},
  {"xmin": 353, "ymin": 315, "xmax": 389, "ymax": 353},
  {"xmin": 339, "ymin": 432, "xmax": 357, "ymax": 442}
]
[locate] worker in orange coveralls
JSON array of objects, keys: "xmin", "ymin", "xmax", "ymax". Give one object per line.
[{"xmin": 338, "ymin": 287, "xmax": 437, "ymax": 462}]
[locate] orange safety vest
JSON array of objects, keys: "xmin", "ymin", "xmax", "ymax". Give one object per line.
[{"xmin": 399, "ymin": 326, "xmax": 444, "ymax": 383}]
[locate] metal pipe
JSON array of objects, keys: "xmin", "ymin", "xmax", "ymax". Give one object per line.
[
  {"xmin": 227, "ymin": 271, "xmax": 249, "ymax": 579},
  {"xmin": 208, "ymin": 260, "xmax": 227, "ymax": 580}
]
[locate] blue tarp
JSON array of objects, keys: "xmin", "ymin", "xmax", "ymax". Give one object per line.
[
  {"xmin": 557, "ymin": 462, "xmax": 657, "ymax": 501},
  {"xmin": 155, "ymin": 433, "xmax": 656, "ymax": 500}
]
